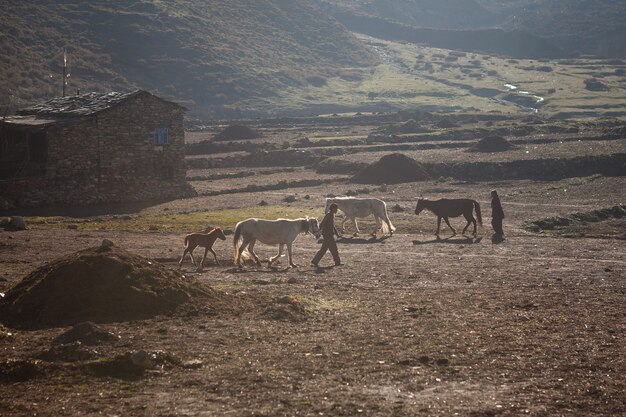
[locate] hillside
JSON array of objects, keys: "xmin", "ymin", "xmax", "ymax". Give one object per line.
[
  {"xmin": 0, "ymin": 0, "xmax": 377, "ymax": 118},
  {"xmin": 317, "ymin": 0, "xmax": 626, "ymax": 58}
]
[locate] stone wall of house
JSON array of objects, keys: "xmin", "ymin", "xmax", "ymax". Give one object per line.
[{"xmin": 0, "ymin": 93, "xmax": 196, "ymax": 209}]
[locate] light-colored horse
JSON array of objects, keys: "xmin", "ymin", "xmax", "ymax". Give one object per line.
[
  {"xmin": 233, "ymin": 217, "xmax": 321, "ymax": 268},
  {"xmin": 325, "ymin": 197, "xmax": 396, "ymax": 236}
]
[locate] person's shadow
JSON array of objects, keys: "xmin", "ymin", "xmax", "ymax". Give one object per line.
[
  {"xmin": 337, "ymin": 235, "xmax": 390, "ymax": 244},
  {"xmin": 413, "ymin": 235, "xmax": 482, "ymax": 245},
  {"xmin": 491, "ymin": 234, "xmax": 505, "ymax": 244}
]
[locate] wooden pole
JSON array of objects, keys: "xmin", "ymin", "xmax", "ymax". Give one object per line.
[{"xmin": 62, "ymin": 49, "xmax": 67, "ymax": 97}]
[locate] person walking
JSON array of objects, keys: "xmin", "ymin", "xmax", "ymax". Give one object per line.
[
  {"xmin": 491, "ymin": 189, "xmax": 505, "ymax": 236},
  {"xmin": 311, "ymin": 202, "xmax": 342, "ymax": 267}
]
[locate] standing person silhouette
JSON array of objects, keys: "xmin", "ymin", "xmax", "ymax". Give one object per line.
[
  {"xmin": 311, "ymin": 203, "xmax": 342, "ymax": 267},
  {"xmin": 491, "ymin": 189, "xmax": 505, "ymax": 236}
]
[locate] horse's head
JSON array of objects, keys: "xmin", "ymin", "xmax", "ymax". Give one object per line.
[
  {"xmin": 415, "ymin": 197, "xmax": 426, "ymax": 215},
  {"xmin": 308, "ymin": 217, "xmax": 321, "ymax": 239},
  {"xmin": 214, "ymin": 227, "xmax": 227, "ymax": 240}
]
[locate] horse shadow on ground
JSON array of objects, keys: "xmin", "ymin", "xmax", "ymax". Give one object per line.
[
  {"xmin": 337, "ymin": 235, "xmax": 390, "ymax": 244},
  {"xmin": 224, "ymin": 265, "xmax": 293, "ymax": 274},
  {"xmin": 413, "ymin": 236, "xmax": 483, "ymax": 245}
]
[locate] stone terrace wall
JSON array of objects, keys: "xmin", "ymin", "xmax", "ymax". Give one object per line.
[{"xmin": 0, "ymin": 93, "xmax": 196, "ymax": 209}]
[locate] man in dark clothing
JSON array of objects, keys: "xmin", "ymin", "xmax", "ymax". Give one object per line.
[
  {"xmin": 491, "ymin": 190, "xmax": 505, "ymax": 236},
  {"xmin": 311, "ymin": 203, "xmax": 342, "ymax": 267}
]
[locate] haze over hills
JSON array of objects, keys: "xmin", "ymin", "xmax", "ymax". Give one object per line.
[
  {"xmin": 0, "ymin": 0, "xmax": 377, "ymax": 118},
  {"xmin": 318, "ymin": 0, "xmax": 626, "ymax": 58},
  {"xmin": 1, "ymin": 0, "xmax": 624, "ymax": 120}
]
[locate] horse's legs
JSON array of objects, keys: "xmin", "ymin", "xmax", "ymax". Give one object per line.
[
  {"xmin": 237, "ymin": 237, "xmax": 251, "ymax": 267},
  {"xmin": 198, "ymin": 248, "xmax": 209, "ymax": 270},
  {"xmin": 287, "ymin": 243, "xmax": 297, "ymax": 268},
  {"xmin": 353, "ymin": 217, "xmax": 361, "ymax": 234},
  {"xmin": 340, "ymin": 217, "xmax": 347, "ymax": 235},
  {"xmin": 209, "ymin": 248, "xmax": 219, "ymax": 265},
  {"xmin": 371, "ymin": 215, "xmax": 380, "ymax": 236},
  {"xmin": 462, "ymin": 214, "xmax": 476, "ymax": 235},
  {"xmin": 179, "ymin": 247, "xmax": 189, "ymax": 267},
  {"xmin": 384, "ymin": 215, "xmax": 394, "ymax": 236},
  {"xmin": 443, "ymin": 217, "xmax": 457, "ymax": 235},
  {"xmin": 436, "ymin": 217, "xmax": 442, "ymax": 235},
  {"xmin": 248, "ymin": 239, "xmax": 262, "ymax": 266},
  {"xmin": 269, "ymin": 244, "xmax": 284, "ymax": 267},
  {"xmin": 188, "ymin": 248, "xmax": 197, "ymax": 266}
]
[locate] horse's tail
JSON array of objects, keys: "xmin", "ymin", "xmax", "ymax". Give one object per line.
[
  {"xmin": 379, "ymin": 201, "xmax": 396, "ymax": 234},
  {"xmin": 474, "ymin": 200, "xmax": 483, "ymax": 226},
  {"xmin": 233, "ymin": 221, "xmax": 243, "ymax": 264},
  {"xmin": 183, "ymin": 234, "xmax": 190, "ymax": 247}
]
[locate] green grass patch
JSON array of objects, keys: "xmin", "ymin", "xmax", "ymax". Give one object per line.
[
  {"xmin": 25, "ymin": 206, "xmax": 326, "ymax": 233},
  {"xmin": 298, "ymin": 295, "xmax": 356, "ymax": 312}
]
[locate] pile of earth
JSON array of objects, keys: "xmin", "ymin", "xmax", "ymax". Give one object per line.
[
  {"xmin": 377, "ymin": 119, "xmax": 431, "ymax": 135},
  {"xmin": 352, "ymin": 153, "xmax": 430, "ymax": 185},
  {"xmin": 0, "ymin": 243, "xmax": 220, "ymax": 329},
  {"xmin": 213, "ymin": 125, "xmax": 262, "ymax": 141},
  {"xmin": 467, "ymin": 136, "xmax": 515, "ymax": 152}
]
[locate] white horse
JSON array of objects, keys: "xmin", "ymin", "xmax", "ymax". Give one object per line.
[
  {"xmin": 325, "ymin": 197, "xmax": 396, "ymax": 236},
  {"xmin": 233, "ymin": 217, "xmax": 321, "ymax": 268}
]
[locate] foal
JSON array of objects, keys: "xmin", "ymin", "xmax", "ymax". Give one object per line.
[{"xmin": 179, "ymin": 227, "xmax": 227, "ymax": 268}]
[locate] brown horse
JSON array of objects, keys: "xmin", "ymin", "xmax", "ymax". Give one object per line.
[
  {"xmin": 415, "ymin": 198, "xmax": 482, "ymax": 236},
  {"xmin": 179, "ymin": 227, "xmax": 227, "ymax": 268}
]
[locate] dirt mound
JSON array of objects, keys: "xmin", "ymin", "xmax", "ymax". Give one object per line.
[
  {"xmin": 53, "ymin": 322, "xmax": 119, "ymax": 346},
  {"xmin": 352, "ymin": 153, "xmax": 430, "ymax": 185},
  {"xmin": 467, "ymin": 136, "xmax": 515, "ymax": 152},
  {"xmin": 0, "ymin": 244, "xmax": 217, "ymax": 329},
  {"xmin": 213, "ymin": 125, "xmax": 262, "ymax": 141}
]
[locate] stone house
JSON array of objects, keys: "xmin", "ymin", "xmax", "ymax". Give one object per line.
[{"xmin": 0, "ymin": 90, "xmax": 195, "ymax": 208}]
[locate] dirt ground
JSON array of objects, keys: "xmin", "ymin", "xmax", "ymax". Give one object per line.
[{"xmin": 1, "ymin": 117, "xmax": 625, "ymax": 416}]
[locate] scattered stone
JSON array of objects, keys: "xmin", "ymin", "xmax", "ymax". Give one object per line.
[
  {"xmin": 38, "ymin": 341, "xmax": 98, "ymax": 362},
  {"xmin": 100, "ymin": 239, "xmax": 114, "ymax": 249},
  {"xmin": 53, "ymin": 322, "xmax": 119, "ymax": 346},
  {"xmin": 287, "ymin": 277, "xmax": 299, "ymax": 284},
  {"xmin": 131, "ymin": 350, "xmax": 155, "ymax": 369},
  {"xmin": 148, "ymin": 225, "xmax": 159, "ymax": 231},
  {"xmin": 182, "ymin": 359, "xmax": 204, "ymax": 369},
  {"xmin": 397, "ymin": 358, "xmax": 418, "ymax": 366},
  {"xmin": 436, "ymin": 358, "xmax": 449, "ymax": 366},
  {"xmin": 87, "ymin": 354, "xmax": 145, "ymax": 380},
  {"xmin": 1, "ymin": 216, "xmax": 26, "ymax": 231},
  {"xmin": 418, "ymin": 355, "xmax": 431, "ymax": 364},
  {"xmin": 276, "ymin": 295, "xmax": 297, "ymax": 304},
  {"xmin": 67, "ymin": 224, "xmax": 78, "ymax": 230},
  {"xmin": 584, "ymin": 78, "xmax": 609, "ymax": 92},
  {"xmin": 0, "ymin": 359, "xmax": 41, "ymax": 382},
  {"xmin": 258, "ymin": 200, "xmax": 269, "ymax": 206},
  {"xmin": 390, "ymin": 204, "xmax": 404, "ymax": 213},
  {"xmin": 283, "ymin": 195, "xmax": 297, "ymax": 203},
  {"xmin": 261, "ymin": 302, "xmax": 306, "ymax": 322}
]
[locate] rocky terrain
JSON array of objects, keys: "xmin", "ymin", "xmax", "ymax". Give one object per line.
[{"xmin": 1, "ymin": 112, "xmax": 624, "ymax": 416}]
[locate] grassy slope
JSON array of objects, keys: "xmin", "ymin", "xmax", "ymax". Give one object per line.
[{"xmin": 0, "ymin": 0, "xmax": 377, "ymax": 118}]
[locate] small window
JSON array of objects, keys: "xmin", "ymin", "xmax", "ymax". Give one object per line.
[{"xmin": 154, "ymin": 128, "xmax": 169, "ymax": 145}]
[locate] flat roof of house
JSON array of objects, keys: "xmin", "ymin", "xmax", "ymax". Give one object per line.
[{"xmin": 1, "ymin": 90, "xmax": 186, "ymax": 128}]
